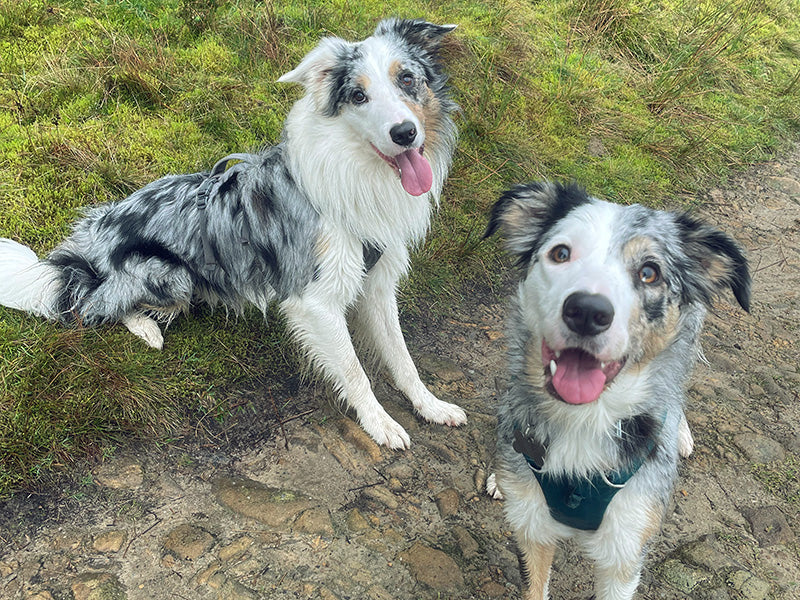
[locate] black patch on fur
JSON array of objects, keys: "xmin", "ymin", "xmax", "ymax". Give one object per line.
[
  {"xmin": 618, "ymin": 414, "xmax": 659, "ymax": 466},
  {"xmin": 485, "ymin": 181, "xmax": 591, "ymax": 268},
  {"xmin": 643, "ymin": 296, "xmax": 666, "ymax": 322},
  {"xmin": 325, "ymin": 46, "xmax": 364, "ymax": 117},
  {"xmin": 47, "ymin": 252, "xmax": 103, "ymax": 324},
  {"xmin": 362, "ymin": 242, "xmax": 383, "ymax": 272},
  {"xmin": 217, "ymin": 170, "xmax": 239, "ymax": 197},
  {"xmin": 109, "ymin": 236, "xmax": 185, "ymax": 271},
  {"xmin": 674, "ymin": 213, "xmax": 751, "ymax": 311}
]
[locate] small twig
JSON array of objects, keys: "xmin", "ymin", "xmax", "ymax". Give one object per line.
[
  {"xmin": 269, "ymin": 388, "xmax": 289, "ymax": 450},
  {"xmin": 347, "ymin": 481, "xmax": 383, "ymax": 493},
  {"xmin": 280, "ymin": 408, "xmax": 316, "ymax": 424}
]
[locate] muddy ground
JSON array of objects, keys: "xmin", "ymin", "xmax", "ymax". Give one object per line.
[{"xmin": 1, "ymin": 145, "xmax": 799, "ymax": 600}]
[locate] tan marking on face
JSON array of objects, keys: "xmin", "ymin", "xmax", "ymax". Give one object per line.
[
  {"xmin": 389, "ymin": 60, "xmax": 403, "ymax": 80},
  {"xmin": 638, "ymin": 302, "xmax": 680, "ymax": 365},
  {"xmin": 524, "ymin": 338, "xmax": 547, "ymax": 390},
  {"xmin": 355, "ymin": 74, "xmax": 371, "ymax": 91},
  {"xmin": 623, "ymin": 236, "xmax": 655, "ymax": 263}
]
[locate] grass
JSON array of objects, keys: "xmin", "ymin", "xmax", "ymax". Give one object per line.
[{"xmin": 1, "ymin": 0, "xmax": 799, "ymax": 496}]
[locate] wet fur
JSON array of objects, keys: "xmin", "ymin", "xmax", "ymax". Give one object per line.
[
  {"xmin": 487, "ymin": 182, "xmax": 750, "ymax": 599},
  {"xmin": 0, "ymin": 19, "xmax": 467, "ymax": 449}
]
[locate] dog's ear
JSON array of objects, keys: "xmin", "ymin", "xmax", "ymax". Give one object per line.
[
  {"xmin": 485, "ymin": 182, "xmax": 590, "ymax": 268},
  {"xmin": 278, "ymin": 37, "xmax": 351, "ymax": 90},
  {"xmin": 374, "ymin": 18, "xmax": 456, "ymax": 54},
  {"xmin": 675, "ymin": 213, "xmax": 751, "ymax": 312}
]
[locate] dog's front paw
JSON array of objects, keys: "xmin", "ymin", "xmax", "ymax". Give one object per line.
[
  {"xmin": 486, "ymin": 473, "xmax": 504, "ymax": 500},
  {"xmin": 678, "ymin": 414, "xmax": 694, "ymax": 458},
  {"xmin": 413, "ymin": 391, "xmax": 467, "ymax": 427},
  {"xmin": 361, "ymin": 410, "xmax": 411, "ymax": 450}
]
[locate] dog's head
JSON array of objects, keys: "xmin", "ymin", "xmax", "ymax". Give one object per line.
[
  {"xmin": 486, "ymin": 182, "xmax": 751, "ymax": 406},
  {"xmin": 278, "ymin": 18, "xmax": 457, "ymax": 196}
]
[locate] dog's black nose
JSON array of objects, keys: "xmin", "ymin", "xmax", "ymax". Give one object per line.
[
  {"xmin": 562, "ymin": 292, "xmax": 614, "ymax": 336},
  {"xmin": 390, "ymin": 121, "xmax": 417, "ymax": 147}
]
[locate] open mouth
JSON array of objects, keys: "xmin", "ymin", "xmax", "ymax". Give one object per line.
[
  {"xmin": 541, "ymin": 339, "xmax": 626, "ymax": 405},
  {"xmin": 372, "ymin": 144, "xmax": 433, "ymax": 197}
]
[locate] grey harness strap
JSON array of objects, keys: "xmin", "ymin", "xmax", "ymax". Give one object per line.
[{"xmin": 196, "ymin": 154, "xmax": 258, "ymax": 270}]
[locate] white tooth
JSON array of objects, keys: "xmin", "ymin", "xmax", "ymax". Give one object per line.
[
  {"xmin": 601, "ymin": 362, "xmax": 607, "ymax": 369},
  {"xmin": 555, "ymin": 351, "xmax": 561, "ymax": 359},
  {"xmin": 550, "ymin": 360, "xmax": 557, "ymax": 377}
]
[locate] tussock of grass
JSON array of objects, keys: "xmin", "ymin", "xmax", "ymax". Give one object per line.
[{"xmin": 1, "ymin": 0, "xmax": 798, "ymax": 495}]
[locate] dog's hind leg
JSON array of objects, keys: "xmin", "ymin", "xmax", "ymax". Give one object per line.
[
  {"xmin": 281, "ymin": 294, "xmax": 412, "ymax": 449},
  {"xmin": 121, "ymin": 313, "xmax": 164, "ymax": 349},
  {"xmin": 352, "ymin": 259, "xmax": 467, "ymax": 427}
]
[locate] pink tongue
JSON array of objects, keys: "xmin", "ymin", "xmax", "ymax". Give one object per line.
[
  {"xmin": 395, "ymin": 149, "xmax": 433, "ymax": 196},
  {"xmin": 552, "ymin": 349, "xmax": 607, "ymax": 405}
]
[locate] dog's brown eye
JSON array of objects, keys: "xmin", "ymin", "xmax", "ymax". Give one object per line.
[
  {"xmin": 352, "ymin": 89, "xmax": 368, "ymax": 104},
  {"xmin": 400, "ymin": 72, "xmax": 414, "ymax": 86},
  {"xmin": 639, "ymin": 263, "xmax": 660, "ymax": 284},
  {"xmin": 549, "ymin": 244, "xmax": 571, "ymax": 263}
]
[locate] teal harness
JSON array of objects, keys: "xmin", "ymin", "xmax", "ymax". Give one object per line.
[{"xmin": 512, "ymin": 424, "xmax": 658, "ymax": 531}]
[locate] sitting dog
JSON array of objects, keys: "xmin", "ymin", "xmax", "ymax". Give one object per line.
[
  {"xmin": 485, "ymin": 181, "xmax": 750, "ymax": 599},
  {"xmin": 0, "ymin": 19, "xmax": 467, "ymax": 449}
]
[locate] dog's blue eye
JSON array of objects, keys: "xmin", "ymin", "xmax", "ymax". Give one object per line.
[
  {"xmin": 352, "ymin": 90, "xmax": 368, "ymax": 104},
  {"xmin": 549, "ymin": 244, "xmax": 570, "ymax": 263},
  {"xmin": 400, "ymin": 72, "xmax": 415, "ymax": 86},
  {"xmin": 639, "ymin": 263, "xmax": 660, "ymax": 284}
]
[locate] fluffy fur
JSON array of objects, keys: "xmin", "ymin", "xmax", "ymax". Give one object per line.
[
  {"xmin": 0, "ymin": 18, "xmax": 467, "ymax": 449},
  {"xmin": 485, "ymin": 182, "xmax": 750, "ymax": 599}
]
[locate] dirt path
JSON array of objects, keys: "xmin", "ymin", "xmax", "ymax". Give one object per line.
[{"xmin": 1, "ymin": 146, "xmax": 799, "ymax": 600}]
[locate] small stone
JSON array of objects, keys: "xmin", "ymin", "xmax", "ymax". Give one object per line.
[
  {"xmin": 480, "ymin": 581, "xmax": 507, "ymax": 597},
  {"xmin": 216, "ymin": 579, "xmax": 259, "ymax": 600},
  {"xmin": 345, "ymin": 508, "xmax": 371, "ymax": 532},
  {"xmin": 434, "ymin": 488, "xmax": 460, "ymax": 518},
  {"xmin": 363, "ymin": 485, "xmax": 399, "ymax": 509},
  {"xmin": 587, "ymin": 136, "xmax": 607, "ymax": 157},
  {"xmin": 733, "ymin": 434, "xmax": 785, "ymax": 463},
  {"xmin": 385, "ymin": 463, "xmax": 413, "ymax": 479},
  {"xmin": 397, "ymin": 542, "xmax": 465, "ymax": 592},
  {"xmin": 212, "ymin": 475, "xmax": 314, "ymax": 528},
  {"xmin": 416, "ymin": 353, "xmax": 465, "ymax": 383},
  {"xmin": 93, "ymin": 457, "xmax": 143, "ymax": 489},
  {"xmin": 27, "ymin": 593, "xmax": 55, "ymax": 600},
  {"xmin": 726, "ymin": 570, "xmax": 770, "ymax": 600},
  {"xmin": 293, "ymin": 507, "xmax": 334, "ymax": 536},
  {"xmin": 766, "ymin": 176, "xmax": 800, "ymax": 196},
  {"xmin": 743, "ymin": 506, "xmax": 795, "ymax": 546},
  {"xmin": 656, "ymin": 558, "xmax": 711, "ymax": 593},
  {"xmin": 337, "ymin": 418, "xmax": 383, "ymax": 463},
  {"xmin": 93, "ymin": 530, "xmax": 127, "ymax": 554},
  {"xmin": 388, "ymin": 477, "xmax": 403, "ymax": 492},
  {"xmin": 71, "ymin": 572, "xmax": 126, "ymax": 600},
  {"xmin": 452, "ymin": 526, "xmax": 479, "ymax": 559},
  {"xmin": 218, "ymin": 536, "xmax": 253, "ymax": 562},
  {"xmin": 196, "ymin": 562, "xmax": 221, "ymax": 585},
  {"xmin": 365, "ymin": 585, "xmax": 393, "ymax": 600},
  {"xmin": 163, "ymin": 524, "xmax": 214, "ymax": 561}
]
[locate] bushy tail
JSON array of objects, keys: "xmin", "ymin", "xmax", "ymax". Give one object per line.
[{"xmin": 0, "ymin": 238, "xmax": 61, "ymax": 320}]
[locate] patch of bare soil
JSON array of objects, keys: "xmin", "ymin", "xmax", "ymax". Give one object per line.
[{"xmin": 1, "ymin": 146, "xmax": 798, "ymax": 600}]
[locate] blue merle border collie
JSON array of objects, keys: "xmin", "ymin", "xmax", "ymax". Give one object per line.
[
  {"xmin": 0, "ymin": 18, "xmax": 466, "ymax": 449},
  {"xmin": 485, "ymin": 182, "xmax": 750, "ymax": 599}
]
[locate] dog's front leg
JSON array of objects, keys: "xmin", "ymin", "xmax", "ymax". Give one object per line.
[
  {"xmin": 518, "ymin": 540, "xmax": 556, "ymax": 600},
  {"xmin": 281, "ymin": 295, "xmax": 412, "ymax": 449},
  {"xmin": 353, "ymin": 259, "xmax": 467, "ymax": 428}
]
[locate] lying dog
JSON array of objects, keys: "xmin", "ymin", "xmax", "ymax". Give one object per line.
[
  {"xmin": 0, "ymin": 18, "xmax": 467, "ymax": 449},
  {"xmin": 485, "ymin": 182, "xmax": 750, "ymax": 599}
]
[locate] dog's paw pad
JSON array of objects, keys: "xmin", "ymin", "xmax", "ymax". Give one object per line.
[{"xmin": 486, "ymin": 473, "xmax": 504, "ymax": 500}]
